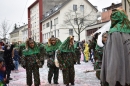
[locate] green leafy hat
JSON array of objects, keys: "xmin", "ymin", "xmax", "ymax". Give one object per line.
[
  {"xmin": 58, "ymin": 36, "xmax": 75, "ymax": 52},
  {"xmin": 45, "ymin": 37, "xmax": 62, "ymax": 52},
  {"xmin": 109, "ymin": 8, "xmax": 130, "ymax": 33}
]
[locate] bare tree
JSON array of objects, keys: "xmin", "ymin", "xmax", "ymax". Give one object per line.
[
  {"xmin": 0, "ymin": 20, "xmax": 11, "ymax": 41},
  {"xmin": 64, "ymin": 8, "xmax": 100, "ymax": 41}
]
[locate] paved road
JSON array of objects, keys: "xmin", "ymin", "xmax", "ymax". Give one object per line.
[{"xmin": 9, "ymin": 60, "xmax": 100, "ymax": 86}]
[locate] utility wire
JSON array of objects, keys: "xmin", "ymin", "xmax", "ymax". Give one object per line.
[{"xmin": 19, "ymin": 0, "xmax": 29, "ymax": 23}]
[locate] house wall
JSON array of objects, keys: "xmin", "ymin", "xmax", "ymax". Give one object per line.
[
  {"xmin": 42, "ymin": 0, "xmax": 98, "ymax": 43},
  {"xmin": 122, "ymin": 0, "xmax": 130, "ymax": 20},
  {"xmin": 30, "ymin": 3, "xmax": 40, "ymax": 42}
]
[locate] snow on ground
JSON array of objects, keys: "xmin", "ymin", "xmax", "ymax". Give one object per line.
[{"xmin": 9, "ymin": 60, "xmax": 100, "ymax": 86}]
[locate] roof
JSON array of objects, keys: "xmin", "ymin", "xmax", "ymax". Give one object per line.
[
  {"xmin": 85, "ymin": 21, "xmax": 109, "ymax": 30},
  {"xmin": 41, "ymin": 0, "xmax": 98, "ymax": 22},
  {"xmin": 103, "ymin": 3, "xmax": 122, "ymax": 10},
  {"xmin": 28, "ymin": 0, "xmax": 39, "ymax": 9},
  {"xmin": 10, "ymin": 24, "xmax": 28, "ymax": 34}
]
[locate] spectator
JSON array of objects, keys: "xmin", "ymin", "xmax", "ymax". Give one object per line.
[
  {"xmin": 3, "ymin": 42, "xmax": 14, "ymax": 80},
  {"xmin": 0, "ymin": 57, "xmax": 9, "ymax": 86},
  {"xmin": 12, "ymin": 47, "xmax": 20, "ymax": 73}
]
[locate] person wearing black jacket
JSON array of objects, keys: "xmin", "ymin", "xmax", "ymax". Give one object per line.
[{"xmin": 3, "ymin": 43, "xmax": 14, "ymax": 80}]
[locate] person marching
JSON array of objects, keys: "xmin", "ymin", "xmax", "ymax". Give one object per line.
[
  {"xmin": 21, "ymin": 38, "xmax": 44, "ymax": 86},
  {"xmin": 57, "ymin": 36, "xmax": 77, "ymax": 86},
  {"xmin": 74, "ymin": 41, "xmax": 81, "ymax": 64},
  {"xmin": 45, "ymin": 35, "xmax": 62, "ymax": 84},
  {"xmin": 94, "ymin": 32, "xmax": 108, "ymax": 80},
  {"xmin": 100, "ymin": 8, "xmax": 130, "ymax": 86},
  {"xmin": 84, "ymin": 42, "xmax": 89, "ymax": 62}
]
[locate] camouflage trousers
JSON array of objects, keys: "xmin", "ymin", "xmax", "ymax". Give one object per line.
[
  {"xmin": 26, "ymin": 63, "xmax": 40, "ymax": 86},
  {"xmin": 48, "ymin": 66, "xmax": 59, "ymax": 83},
  {"xmin": 62, "ymin": 66, "xmax": 75, "ymax": 84}
]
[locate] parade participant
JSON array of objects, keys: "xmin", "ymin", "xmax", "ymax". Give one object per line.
[
  {"xmin": 3, "ymin": 42, "xmax": 14, "ymax": 80},
  {"xmin": 74, "ymin": 41, "xmax": 81, "ymax": 64},
  {"xmin": 94, "ymin": 32, "xmax": 108, "ymax": 80},
  {"xmin": 100, "ymin": 8, "xmax": 130, "ymax": 86},
  {"xmin": 21, "ymin": 38, "xmax": 44, "ymax": 86},
  {"xmin": 57, "ymin": 36, "xmax": 77, "ymax": 86},
  {"xmin": 90, "ymin": 33, "xmax": 99, "ymax": 63},
  {"xmin": 84, "ymin": 42, "xmax": 89, "ymax": 62},
  {"xmin": 45, "ymin": 35, "xmax": 62, "ymax": 84}
]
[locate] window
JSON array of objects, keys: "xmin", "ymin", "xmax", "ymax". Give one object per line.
[
  {"xmin": 86, "ymin": 28, "xmax": 98, "ymax": 36},
  {"xmin": 54, "ymin": 18, "xmax": 58, "ymax": 25},
  {"xmin": 54, "ymin": 30, "xmax": 56, "ymax": 37},
  {"xmin": 80, "ymin": 5, "xmax": 84, "ymax": 12},
  {"xmin": 43, "ymin": 24, "xmax": 45, "ymax": 30},
  {"xmin": 69, "ymin": 29, "xmax": 73, "ymax": 36},
  {"xmin": 57, "ymin": 30, "xmax": 59, "ymax": 37},
  {"xmin": 74, "ymin": 18, "xmax": 78, "ymax": 24},
  {"xmin": 73, "ymin": 5, "xmax": 77, "ymax": 11},
  {"xmin": 80, "ymin": 18, "xmax": 84, "ymax": 24},
  {"xmin": 50, "ymin": 21, "xmax": 52, "ymax": 29},
  {"xmin": 46, "ymin": 22, "xmax": 49, "ymax": 28}
]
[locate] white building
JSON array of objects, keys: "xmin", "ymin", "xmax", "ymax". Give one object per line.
[
  {"xmin": 10, "ymin": 24, "xmax": 28, "ymax": 43},
  {"xmin": 122, "ymin": 0, "xmax": 130, "ymax": 20},
  {"xmin": 41, "ymin": 0, "xmax": 98, "ymax": 43},
  {"xmin": 29, "ymin": 2, "xmax": 40, "ymax": 42},
  {"xmin": 21, "ymin": 25, "xmax": 28, "ymax": 42}
]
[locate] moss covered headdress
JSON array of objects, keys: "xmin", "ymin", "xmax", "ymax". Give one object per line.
[
  {"xmin": 109, "ymin": 8, "xmax": 130, "ymax": 33},
  {"xmin": 58, "ymin": 36, "xmax": 75, "ymax": 52},
  {"xmin": 22, "ymin": 38, "xmax": 40, "ymax": 56},
  {"xmin": 45, "ymin": 36, "xmax": 62, "ymax": 52}
]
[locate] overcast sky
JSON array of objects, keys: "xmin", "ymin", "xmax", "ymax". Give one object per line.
[{"xmin": 0, "ymin": 0, "xmax": 121, "ymax": 35}]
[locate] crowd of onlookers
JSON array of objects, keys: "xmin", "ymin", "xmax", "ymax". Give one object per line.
[{"xmin": 0, "ymin": 41, "xmax": 20, "ymax": 86}]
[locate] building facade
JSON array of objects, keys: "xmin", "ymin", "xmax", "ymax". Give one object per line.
[
  {"xmin": 101, "ymin": 3, "xmax": 122, "ymax": 22},
  {"xmin": 122, "ymin": 0, "xmax": 130, "ymax": 20},
  {"xmin": 10, "ymin": 24, "xmax": 28, "ymax": 43},
  {"xmin": 21, "ymin": 25, "xmax": 28, "ymax": 42},
  {"xmin": 28, "ymin": 0, "xmax": 67, "ymax": 42},
  {"xmin": 28, "ymin": 0, "xmax": 43, "ymax": 42},
  {"xmin": 41, "ymin": 0, "xmax": 98, "ymax": 43}
]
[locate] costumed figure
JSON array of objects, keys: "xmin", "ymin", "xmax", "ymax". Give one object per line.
[
  {"xmin": 90, "ymin": 33, "xmax": 99, "ymax": 63},
  {"xmin": 100, "ymin": 8, "xmax": 130, "ymax": 86},
  {"xmin": 21, "ymin": 38, "xmax": 44, "ymax": 86},
  {"xmin": 94, "ymin": 32, "xmax": 108, "ymax": 80},
  {"xmin": 57, "ymin": 36, "xmax": 77, "ymax": 86},
  {"xmin": 74, "ymin": 41, "xmax": 81, "ymax": 64},
  {"xmin": 84, "ymin": 42, "xmax": 89, "ymax": 62},
  {"xmin": 45, "ymin": 36, "xmax": 62, "ymax": 84}
]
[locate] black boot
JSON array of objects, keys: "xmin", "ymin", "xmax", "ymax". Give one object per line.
[
  {"xmin": 48, "ymin": 81, "xmax": 51, "ymax": 84},
  {"xmin": 66, "ymin": 84, "xmax": 69, "ymax": 86},
  {"xmin": 54, "ymin": 82, "xmax": 59, "ymax": 84},
  {"xmin": 71, "ymin": 82, "xmax": 75, "ymax": 85}
]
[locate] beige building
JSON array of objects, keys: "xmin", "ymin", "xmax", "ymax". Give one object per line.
[
  {"xmin": 41, "ymin": 0, "xmax": 98, "ymax": 43},
  {"xmin": 10, "ymin": 24, "xmax": 28, "ymax": 43},
  {"xmin": 122, "ymin": 0, "xmax": 130, "ymax": 20},
  {"xmin": 29, "ymin": 3, "xmax": 40, "ymax": 42}
]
